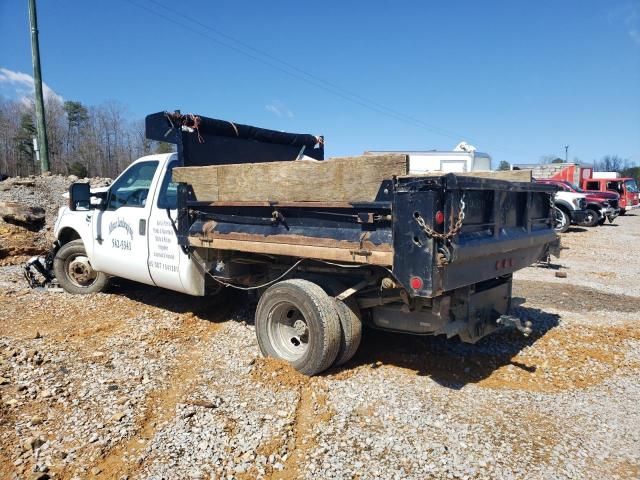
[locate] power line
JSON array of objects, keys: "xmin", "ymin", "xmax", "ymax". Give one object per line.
[
  {"xmin": 124, "ymin": 0, "xmax": 512, "ymax": 154},
  {"xmin": 141, "ymin": 0, "xmax": 467, "ymax": 141}
]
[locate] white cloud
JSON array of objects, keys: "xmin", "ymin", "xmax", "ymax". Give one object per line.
[
  {"xmin": 608, "ymin": 3, "xmax": 640, "ymax": 46},
  {"xmin": 0, "ymin": 67, "xmax": 63, "ymax": 104},
  {"xmin": 265, "ymin": 99, "xmax": 293, "ymax": 118}
]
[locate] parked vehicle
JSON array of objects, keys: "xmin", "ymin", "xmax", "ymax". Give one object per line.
[
  {"xmin": 366, "ymin": 142, "xmax": 491, "ymax": 174},
  {"xmin": 28, "ymin": 111, "xmax": 559, "ymax": 376},
  {"xmin": 583, "ymin": 176, "xmax": 639, "ymax": 215},
  {"xmin": 542, "ymin": 185, "xmax": 587, "ymax": 233},
  {"xmin": 513, "ymin": 162, "xmax": 639, "ymax": 215},
  {"xmin": 535, "ymin": 179, "xmax": 619, "ymax": 226}
]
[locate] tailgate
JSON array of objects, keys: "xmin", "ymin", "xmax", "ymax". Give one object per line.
[
  {"xmin": 392, "ymin": 174, "xmax": 557, "ymax": 297},
  {"xmin": 440, "ymin": 176, "xmax": 556, "ymax": 292}
]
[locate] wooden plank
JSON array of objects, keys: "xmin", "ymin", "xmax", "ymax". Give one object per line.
[
  {"xmin": 173, "ymin": 154, "xmax": 408, "ymax": 202},
  {"xmin": 188, "ymin": 236, "xmax": 394, "ymax": 266},
  {"xmin": 401, "ymin": 169, "xmax": 532, "ymax": 182},
  {"xmin": 172, "ymin": 166, "xmax": 219, "ymax": 201}
]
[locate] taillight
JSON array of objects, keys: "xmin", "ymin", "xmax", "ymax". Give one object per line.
[
  {"xmin": 435, "ymin": 211, "xmax": 444, "ymax": 224},
  {"xmin": 410, "ymin": 276, "xmax": 424, "ymax": 290},
  {"xmin": 496, "ymin": 258, "xmax": 514, "ymax": 270}
]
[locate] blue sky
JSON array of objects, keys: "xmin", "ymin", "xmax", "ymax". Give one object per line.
[{"xmin": 1, "ymin": 0, "xmax": 639, "ymax": 166}]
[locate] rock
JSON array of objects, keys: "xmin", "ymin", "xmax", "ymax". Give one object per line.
[
  {"xmin": 30, "ymin": 415, "xmax": 44, "ymax": 426},
  {"xmin": 34, "ymin": 331, "xmax": 42, "ymax": 339},
  {"xmin": 0, "ymin": 377, "xmax": 10, "ymax": 385},
  {"xmin": 68, "ymin": 175, "xmax": 79, "ymax": 182},
  {"xmin": 91, "ymin": 467, "xmax": 102, "ymax": 475},
  {"xmin": 30, "ymin": 473, "xmax": 49, "ymax": 480},
  {"xmin": 24, "ymin": 436, "xmax": 46, "ymax": 451},
  {"xmin": 111, "ymin": 412, "xmax": 126, "ymax": 422},
  {"xmin": 0, "ymin": 201, "xmax": 45, "ymax": 228},
  {"xmin": 555, "ymin": 271, "xmax": 567, "ymax": 278},
  {"xmin": 89, "ymin": 433, "xmax": 99, "ymax": 443}
]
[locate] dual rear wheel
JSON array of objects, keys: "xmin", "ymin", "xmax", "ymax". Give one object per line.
[{"xmin": 255, "ymin": 279, "xmax": 362, "ymax": 376}]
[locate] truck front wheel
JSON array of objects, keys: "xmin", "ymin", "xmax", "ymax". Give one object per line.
[
  {"xmin": 53, "ymin": 240, "xmax": 110, "ymax": 294},
  {"xmin": 554, "ymin": 207, "xmax": 571, "ymax": 233},
  {"xmin": 255, "ymin": 279, "xmax": 341, "ymax": 376},
  {"xmin": 582, "ymin": 208, "xmax": 600, "ymax": 227}
]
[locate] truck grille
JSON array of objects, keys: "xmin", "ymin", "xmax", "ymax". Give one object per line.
[{"xmin": 609, "ymin": 199, "xmax": 618, "ymax": 209}]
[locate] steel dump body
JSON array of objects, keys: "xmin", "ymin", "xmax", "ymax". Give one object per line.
[{"xmin": 179, "ymin": 174, "xmax": 556, "ymax": 299}]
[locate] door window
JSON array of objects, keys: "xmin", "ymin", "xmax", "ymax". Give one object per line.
[
  {"xmin": 606, "ymin": 181, "xmax": 623, "ymax": 194},
  {"xmin": 157, "ymin": 160, "xmax": 179, "ymax": 209},
  {"xmin": 585, "ymin": 181, "xmax": 600, "ymax": 190},
  {"xmin": 107, "ymin": 161, "xmax": 159, "ymax": 210}
]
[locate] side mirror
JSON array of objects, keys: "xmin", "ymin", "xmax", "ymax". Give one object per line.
[{"xmin": 69, "ymin": 183, "xmax": 91, "ymax": 211}]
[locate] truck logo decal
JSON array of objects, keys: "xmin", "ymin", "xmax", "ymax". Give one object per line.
[{"xmin": 108, "ymin": 218, "xmax": 134, "ymax": 239}]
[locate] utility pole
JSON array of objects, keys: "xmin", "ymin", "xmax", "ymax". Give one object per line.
[
  {"xmin": 28, "ymin": 0, "xmax": 50, "ymax": 173},
  {"xmin": 564, "ymin": 145, "xmax": 569, "ymax": 163}
]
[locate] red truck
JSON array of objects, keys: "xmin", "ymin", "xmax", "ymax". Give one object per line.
[
  {"xmin": 582, "ymin": 175, "xmax": 639, "ymax": 215},
  {"xmin": 513, "ymin": 163, "xmax": 639, "ymax": 215},
  {"xmin": 535, "ymin": 179, "xmax": 620, "ymax": 226}
]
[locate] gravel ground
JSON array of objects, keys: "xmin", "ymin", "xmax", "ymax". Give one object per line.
[{"xmin": 0, "ymin": 184, "xmax": 639, "ymax": 479}]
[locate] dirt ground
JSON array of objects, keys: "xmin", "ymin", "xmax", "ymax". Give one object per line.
[{"xmin": 1, "ymin": 210, "xmax": 639, "ymax": 479}]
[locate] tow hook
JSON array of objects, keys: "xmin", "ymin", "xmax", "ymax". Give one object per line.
[{"xmin": 497, "ymin": 315, "xmax": 532, "ymax": 337}]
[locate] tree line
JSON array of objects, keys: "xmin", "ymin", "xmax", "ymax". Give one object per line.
[
  {"xmin": 0, "ymin": 96, "xmax": 171, "ymax": 179},
  {"xmin": 497, "ymin": 155, "xmax": 639, "ymax": 178}
]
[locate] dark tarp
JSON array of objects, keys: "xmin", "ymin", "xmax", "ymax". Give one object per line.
[{"xmin": 145, "ymin": 111, "xmax": 324, "ymax": 166}]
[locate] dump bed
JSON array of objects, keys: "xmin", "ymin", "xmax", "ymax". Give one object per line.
[{"xmin": 179, "ymin": 172, "xmax": 555, "ymax": 298}]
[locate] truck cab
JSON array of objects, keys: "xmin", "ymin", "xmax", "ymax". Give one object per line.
[
  {"xmin": 582, "ymin": 177, "xmax": 639, "ymax": 214},
  {"xmin": 53, "ymin": 153, "xmax": 205, "ymax": 295}
]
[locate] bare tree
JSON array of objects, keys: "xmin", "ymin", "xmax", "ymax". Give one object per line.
[{"xmin": 593, "ymin": 155, "xmax": 628, "ymax": 173}]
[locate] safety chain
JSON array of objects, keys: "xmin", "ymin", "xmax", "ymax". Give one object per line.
[{"xmin": 414, "ymin": 192, "xmax": 466, "ymax": 241}]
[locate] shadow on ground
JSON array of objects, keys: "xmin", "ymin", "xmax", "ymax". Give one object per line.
[
  {"xmin": 342, "ymin": 305, "xmax": 560, "ymax": 389},
  {"xmin": 108, "ymin": 278, "xmax": 251, "ymax": 323},
  {"xmin": 105, "ymin": 278, "xmax": 565, "ymax": 389}
]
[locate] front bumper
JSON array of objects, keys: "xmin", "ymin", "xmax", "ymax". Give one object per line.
[{"xmin": 602, "ymin": 207, "xmax": 619, "ymax": 221}]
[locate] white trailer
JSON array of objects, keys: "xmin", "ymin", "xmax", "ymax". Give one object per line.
[
  {"xmin": 591, "ymin": 171, "xmax": 621, "ymax": 179},
  {"xmin": 366, "ymin": 142, "xmax": 492, "ymax": 174}
]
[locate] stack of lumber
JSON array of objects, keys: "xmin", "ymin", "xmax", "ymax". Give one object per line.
[{"xmin": 172, "ymin": 154, "xmax": 532, "ymax": 203}]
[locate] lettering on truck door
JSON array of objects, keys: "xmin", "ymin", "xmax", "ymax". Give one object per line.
[{"xmin": 91, "ymin": 160, "xmax": 160, "ymax": 285}]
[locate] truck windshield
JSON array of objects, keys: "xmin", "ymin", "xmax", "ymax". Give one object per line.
[
  {"xmin": 625, "ymin": 179, "xmax": 639, "ymax": 193},
  {"xmin": 567, "ymin": 182, "xmax": 585, "ymax": 193}
]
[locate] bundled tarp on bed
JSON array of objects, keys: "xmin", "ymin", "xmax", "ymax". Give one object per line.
[{"xmin": 145, "ymin": 111, "xmax": 324, "ymax": 166}]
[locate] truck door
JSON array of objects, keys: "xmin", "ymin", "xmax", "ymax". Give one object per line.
[
  {"xmin": 91, "ymin": 160, "xmax": 160, "ymax": 285},
  {"xmin": 146, "ymin": 158, "xmax": 202, "ymax": 294}
]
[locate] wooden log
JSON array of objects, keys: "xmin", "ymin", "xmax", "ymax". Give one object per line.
[
  {"xmin": 173, "ymin": 154, "xmax": 408, "ymax": 202},
  {"xmin": 188, "ymin": 236, "xmax": 394, "ymax": 266},
  {"xmin": 401, "ymin": 169, "xmax": 533, "ymax": 182}
]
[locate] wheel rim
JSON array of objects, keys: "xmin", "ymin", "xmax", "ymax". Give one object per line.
[
  {"xmin": 266, "ymin": 301, "xmax": 310, "ymax": 362},
  {"xmin": 585, "ymin": 212, "xmax": 594, "ymax": 223},
  {"xmin": 65, "ymin": 254, "xmax": 98, "ymax": 288},
  {"xmin": 554, "ymin": 208, "xmax": 567, "ymax": 230}
]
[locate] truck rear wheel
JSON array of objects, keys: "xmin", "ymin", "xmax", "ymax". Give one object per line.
[
  {"xmin": 255, "ymin": 279, "xmax": 341, "ymax": 376},
  {"xmin": 53, "ymin": 240, "xmax": 110, "ymax": 294},
  {"xmin": 332, "ymin": 297, "xmax": 362, "ymax": 367}
]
